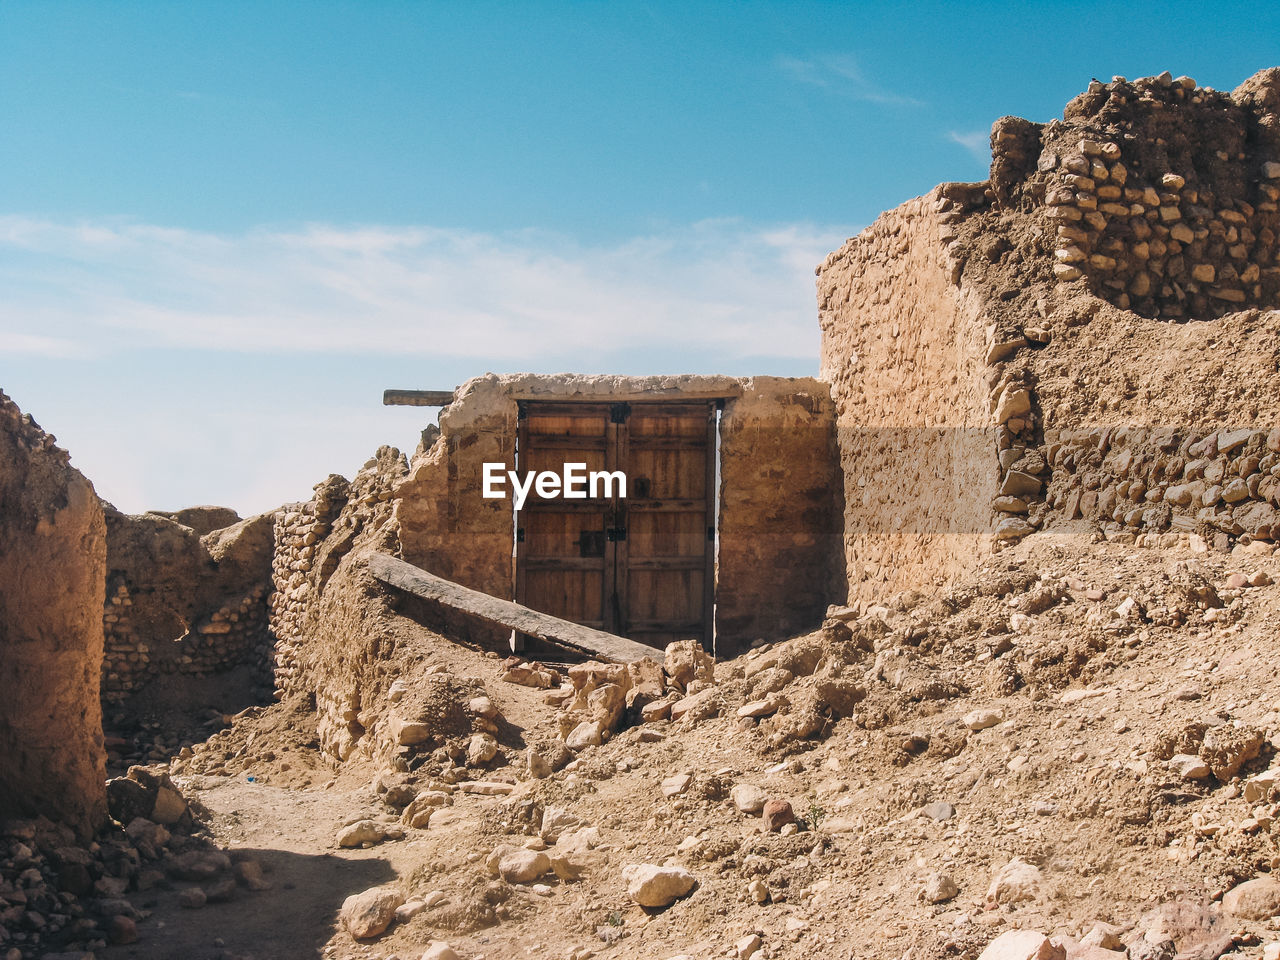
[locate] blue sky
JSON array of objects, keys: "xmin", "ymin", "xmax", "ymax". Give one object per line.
[{"xmin": 2, "ymin": 1, "xmax": 1277, "ymax": 514}]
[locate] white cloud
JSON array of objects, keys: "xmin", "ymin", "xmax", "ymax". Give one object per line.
[
  {"xmin": 778, "ymin": 54, "xmax": 924, "ymax": 107},
  {"xmin": 947, "ymin": 129, "xmax": 990, "ymax": 162},
  {"xmin": 0, "ymin": 215, "xmax": 858, "ymax": 514},
  {"xmin": 0, "ymin": 216, "xmax": 853, "ymax": 363}
]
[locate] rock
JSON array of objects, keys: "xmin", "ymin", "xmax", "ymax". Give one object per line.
[
  {"xmin": 179, "ymin": 886, "xmax": 207, "ymax": 909},
  {"xmin": 466, "ymin": 734, "xmax": 498, "ymax": 766},
  {"xmin": 995, "ymin": 517, "xmax": 1035, "ymax": 540},
  {"xmin": 922, "ymin": 872, "xmax": 959, "ymax": 903},
  {"xmin": 923, "ymin": 801, "xmax": 956, "ymax": 821},
  {"xmin": 748, "ymin": 878, "xmax": 769, "ymax": 903},
  {"xmin": 1244, "ymin": 770, "xmax": 1278, "ymax": 803},
  {"xmin": 977, "ymin": 931, "xmax": 1065, "ymax": 960},
  {"xmin": 457, "ymin": 781, "xmax": 515, "ymax": 795},
  {"xmin": 670, "ymin": 688, "xmax": 719, "ymax": 722},
  {"xmin": 402, "ymin": 791, "xmax": 450, "ymax": 828},
  {"xmin": 988, "ymin": 858, "xmax": 1042, "ymax": 904},
  {"xmin": 565, "ymin": 720, "xmax": 604, "ymax": 751},
  {"xmin": 234, "ymin": 858, "xmax": 271, "ymax": 891},
  {"xmin": 664, "ymin": 640, "xmax": 714, "ymax": 691},
  {"xmin": 206, "ymin": 876, "xmax": 237, "ymax": 903},
  {"xmin": 965, "ymin": 708, "xmax": 1004, "ymax": 731},
  {"xmin": 337, "ymin": 819, "xmax": 387, "ymax": 848},
  {"xmin": 736, "ymin": 695, "xmax": 785, "ymax": 719},
  {"xmin": 498, "ymin": 849, "xmax": 551, "ymax": 884},
  {"xmin": 340, "ymin": 885, "xmax": 405, "ymax": 939},
  {"xmin": 151, "ymin": 785, "xmax": 188, "ymax": 825},
  {"xmin": 540, "ymin": 805, "xmax": 580, "ymax": 842},
  {"xmin": 661, "ymin": 773, "xmax": 693, "ymax": 797},
  {"xmin": 108, "ymin": 914, "xmax": 139, "ymax": 944},
  {"xmin": 762, "ymin": 799, "xmax": 795, "ymax": 832},
  {"xmin": 1169, "ymin": 754, "xmax": 1210, "ymax": 780},
  {"xmin": 1201, "ymin": 724, "xmax": 1264, "ymax": 780},
  {"xmin": 731, "ymin": 784, "xmax": 767, "ymax": 815},
  {"xmin": 421, "ymin": 943, "xmax": 461, "ymax": 960},
  {"xmin": 623, "ymin": 863, "xmax": 697, "ymax": 908},
  {"xmin": 168, "ymin": 849, "xmax": 231, "ymax": 881},
  {"xmin": 469, "ymin": 695, "xmax": 498, "ymax": 718},
  {"xmin": 735, "ymin": 934, "xmax": 763, "ymax": 959},
  {"xmin": 1222, "ymin": 877, "xmax": 1280, "ymax": 919},
  {"xmin": 549, "ymin": 853, "xmax": 586, "ymax": 882},
  {"xmin": 1080, "ymin": 924, "xmax": 1124, "ymax": 951}
]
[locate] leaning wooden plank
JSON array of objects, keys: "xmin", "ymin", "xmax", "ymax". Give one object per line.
[
  {"xmin": 368, "ymin": 553, "xmax": 660, "ymax": 663},
  {"xmin": 382, "ymin": 389, "xmax": 456, "ymax": 406}
]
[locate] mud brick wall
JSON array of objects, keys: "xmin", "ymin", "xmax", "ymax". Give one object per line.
[
  {"xmin": 100, "ymin": 508, "xmax": 276, "ymax": 703},
  {"xmin": 716, "ymin": 376, "xmax": 843, "ymax": 653},
  {"xmin": 817, "ymin": 186, "xmax": 999, "ymax": 604},
  {"xmin": 0, "ymin": 391, "xmax": 107, "ymax": 838}
]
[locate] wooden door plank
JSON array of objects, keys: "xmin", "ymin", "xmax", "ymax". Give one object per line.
[{"xmin": 370, "ymin": 553, "xmax": 660, "ymax": 663}]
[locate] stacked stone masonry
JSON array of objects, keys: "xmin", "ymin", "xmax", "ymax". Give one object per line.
[
  {"xmin": 993, "ymin": 70, "xmax": 1280, "ymax": 319},
  {"xmin": 269, "ymin": 446, "xmax": 407, "ymax": 699},
  {"xmin": 99, "ymin": 507, "xmax": 276, "ymax": 704}
]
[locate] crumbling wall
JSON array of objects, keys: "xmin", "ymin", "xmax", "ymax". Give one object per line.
[
  {"xmin": 101, "ymin": 505, "xmax": 276, "ymax": 702},
  {"xmin": 716, "ymin": 377, "xmax": 844, "ymax": 652},
  {"xmin": 817, "ymin": 68, "xmax": 1280, "ymax": 599},
  {"xmin": 269, "ymin": 445, "xmax": 407, "ymax": 700},
  {"xmin": 817, "ymin": 187, "xmax": 998, "ymax": 603},
  {"xmin": 0, "ymin": 391, "xmax": 107, "ymax": 838}
]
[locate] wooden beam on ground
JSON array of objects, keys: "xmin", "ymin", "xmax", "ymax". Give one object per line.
[
  {"xmin": 368, "ymin": 553, "xmax": 661, "ymax": 663},
  {"xmin": 383, "ymin": 389, "xmax": 455, "ymax": 407}
]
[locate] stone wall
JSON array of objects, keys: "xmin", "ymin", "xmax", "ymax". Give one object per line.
[
  {"xmin": 716, "ymin": 376, "xmax": 844, "ymax": 652},
  {"xmin": 0, "ymin": 391, "xmax": 107, "ymax": 838},
  {"xmin": 814, "ymin": 68, "xmax": 1280, "ymax": 600},
  {"xmin": 993, "ymin": 69, "xmax": 1280, "ymax": 320},
  {"xmin": 101, "ymin": 507, "xmax": 275, "ymax": 703},
  {"xmin": 269, "ymin": 445, "xmax": 407, "ymax": 700}
]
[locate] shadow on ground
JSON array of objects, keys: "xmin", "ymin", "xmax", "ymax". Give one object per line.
[{"xmin": 103, "ymin": 847, "xmax": 397, "ymax": 960}]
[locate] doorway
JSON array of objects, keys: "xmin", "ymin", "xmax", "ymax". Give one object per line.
[{"xmin": 514, "ymin": 399, "xmax": 716, "ymax": 649}]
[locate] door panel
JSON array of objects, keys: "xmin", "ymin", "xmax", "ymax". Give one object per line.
[{"xmin": 515, "ymin": 400, "xmax": 715, "ymax": 649}]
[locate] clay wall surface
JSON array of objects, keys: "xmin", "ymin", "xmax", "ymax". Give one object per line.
[
  {"xmin": 101, "ymin": 505, "xmax": 276, "ymax": 703},
  {"xmin": 0, "ymin": 391, "xmax": 107, "ymax": 837},
  {"xmin": 716, "ymin": 376, "xmax": 844, "ymax": 652},
  {"xmin": 817, "ymin": 188, "xmax": 999, "ymax": 603}
]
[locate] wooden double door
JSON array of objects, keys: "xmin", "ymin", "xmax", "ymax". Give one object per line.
[{"xmin": 514, "ymin": 400, "xmax": 715, "ymax": 649}]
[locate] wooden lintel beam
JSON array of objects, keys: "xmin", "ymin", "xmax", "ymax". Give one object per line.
[
  {"xmin": 383, "ymin": 389, "xmax": 455, "ymax": 407},
  {"xmin": 368, "ymin": 553, "xmax": 661, "ymax": 663}
]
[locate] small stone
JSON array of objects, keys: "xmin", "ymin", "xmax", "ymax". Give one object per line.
[
  {"xmin": 108, "ymin": 914, "xmax": 139, "ymax": 944},
  {"xmin": 179, "ymin": 886, "xmax": 207, "ymax": 909},
  {"xmin": 748, "ymin": 878, "xmax": 769, "ymax": 903},
  {"xmin": 467, "ymin": 734, "xmax": 498, "ymax": 766},
  {"xmin": 565, "ymin": 720, "xmax": 604, "ymax": 751},
  {"xmin": 735, "ymin": 934, "xmax": 763, "ymax": 959},
  {"xmin": 661, "ymin": 773, "xmax": 693, "ymax": 797},
  {"xmin": 337, "ymin": 819, "xmax": 386, "ymax": 848},
  {"xmin": 421, "ymin": 942, "xmax": 461, "ymax": 960},
  {"xmin": 623, "ymin": 863, "xmax": 697, "ymax": 908},
  {"xmin": 922, "ymin": 872, "xmax": 959, "ymax": 904},
  {"xmin": 1201, "ymin": 724, "xmax": 1264, "ymax": 780},
  {"xmin": 1081, "ymin": 924, "xmax": 1124, "ymax": 951},
  {"xmin": 977, "ymin": 930, "xmax": 1065, "ymax": 960},
  {"xmin": 965, "ymin": 708, "xmax": 1004, "ymax": 731},
  {"xmin": 731, "ymin": 784, "xmax": 767, "ymax": 815},
  {"xmin": 1169, "ymin": 754, "xmax": 1209, "ymax": 780},
  {"xmin": 498, "ymin": 849, "xmax": 551, "ymax": 884},
  {"xmin": 762, "ymin": 799, "xmax": 795, "ymax": 832},
  {"xmin": 340, "ymin": 885, "xmax": 405, "ymax": 939},
  {"xmin": 988, "ymin": 858, "xmax": 1041, "ymax": 905},
  {"xmin": 234, "ymin": 858, "xmax": 271, "ymax": 891}
]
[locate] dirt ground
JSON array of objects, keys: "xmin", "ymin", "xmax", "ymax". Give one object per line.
[{"xmin": 88, "ymin": 521, "xmax": 1280, "ymax": 960}]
